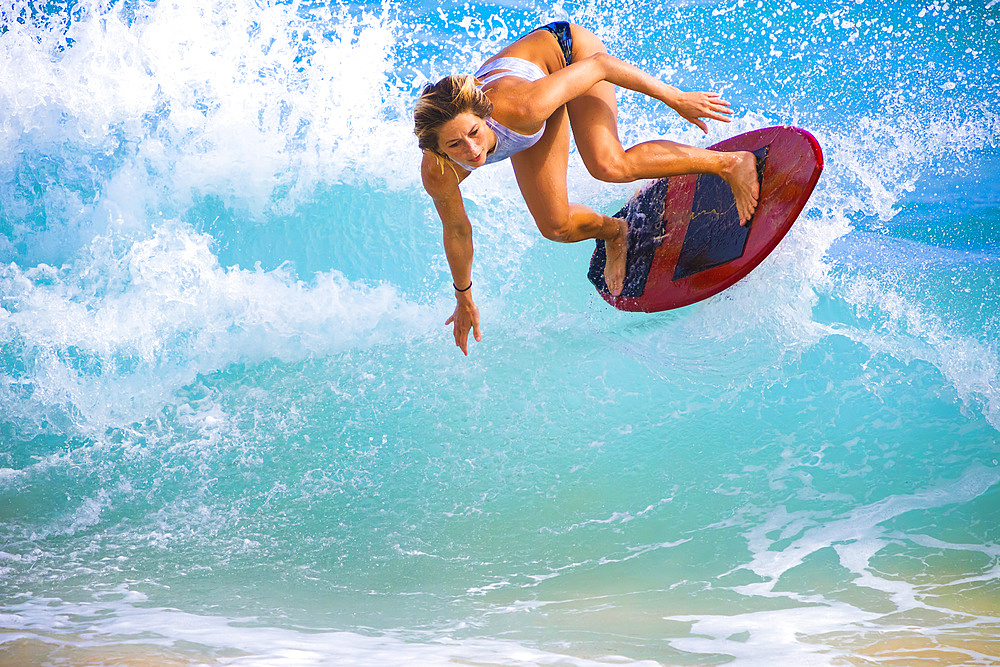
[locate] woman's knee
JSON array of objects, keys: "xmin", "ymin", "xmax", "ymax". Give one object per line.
[
  {"xmin": 535, "ymin": 215, "xmax": 574, "ymax": 242},
  {"xmin": 585, "ymin": 152, "xmax": 633, "ymax": 183}
]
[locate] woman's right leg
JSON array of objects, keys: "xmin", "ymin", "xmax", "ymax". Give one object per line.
[{"xmin": 509, "ymin": 104, "xmax": 630, "ymax": 296}]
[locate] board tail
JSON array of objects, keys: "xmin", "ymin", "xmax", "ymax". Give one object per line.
[{"xmin": 587, "ymin": 178, "xmax": 669, "ymax": 298}]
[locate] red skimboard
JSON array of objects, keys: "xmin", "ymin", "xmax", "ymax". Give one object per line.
[{"xmin": 588, "ymin": 126, "xmax": 823, "ymax": 312}]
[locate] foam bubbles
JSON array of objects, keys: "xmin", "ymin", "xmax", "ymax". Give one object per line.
[
  {"xmin": 3, "ymin": 595, "xmax": 665, "ymax": 667},
  {"xmin": 0, "ymin": 0, "xmax": 420, "ymax": 265},
  {"xmin": 0, "ymin": 218, "xmax": 431, "ymax": 434}
]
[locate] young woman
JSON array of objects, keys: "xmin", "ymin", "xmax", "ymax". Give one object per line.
[{"xmin": 414, "ymin": 21, "xmax": 759, "ymax": 355}]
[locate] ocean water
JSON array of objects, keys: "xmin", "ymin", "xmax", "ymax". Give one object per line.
[{"xmin": 1, "ymin": 0, "xmax": 998, "ymax": 664}]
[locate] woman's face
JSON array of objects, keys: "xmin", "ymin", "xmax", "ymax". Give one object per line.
[{"xmin": 436, "ymin": 112, "xmax": 494, "ymax": 168}]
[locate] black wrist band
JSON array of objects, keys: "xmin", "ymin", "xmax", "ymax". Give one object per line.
[{"xmin": 454, "ymin": 280, "xmax": 472, "ymax": 292}]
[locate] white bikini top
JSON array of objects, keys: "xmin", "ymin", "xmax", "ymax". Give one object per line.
[{"xmin": 464, "ymin": 57, "xmax": 547, "ymax": 169}]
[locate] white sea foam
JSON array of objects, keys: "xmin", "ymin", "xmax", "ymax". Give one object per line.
[
  {"xmin": 0, "ymin": 595, "xmax": 664, "ymax": 667},
  {"xmin": 661, "ymin": 465, "xmax": 1000, "ymax": 664},
  {"xmin": 738, "ymin": 464, "xmax": 1000, "ymax": 588},
  {"xmin": 836, "ymin": 274, "xmax": 1000, "ymax": 428},
  {"xmin": 0, "ymin": 219, "xmax": 432, "ymax": 433},
  {"xmin": 0, "ymin": 0, "xmax": 416, "ymax": 207}
]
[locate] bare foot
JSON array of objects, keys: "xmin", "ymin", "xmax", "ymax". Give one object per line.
[
  {"xmin": 604, "ymin": 217, "xmax": 628, "ymax": 296},
  {"xmin": 720, "ymin": 151, "xmax": 760, "ymax": 226}
]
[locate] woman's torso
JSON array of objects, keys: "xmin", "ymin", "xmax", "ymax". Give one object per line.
[
  {"xmin": 477, "ymin": 28, "xmax": 568, "ymax": 130},
  {"xmin": 463, "ymin": 26, "xmax": 570, "ymax": 168}
]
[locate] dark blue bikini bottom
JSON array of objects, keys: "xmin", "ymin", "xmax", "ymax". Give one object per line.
[{"xmin": 535, "ymin": 21, "xmax": 573, "ymax": 67}]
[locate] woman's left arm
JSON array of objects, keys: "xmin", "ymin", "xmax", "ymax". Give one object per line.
[{"xmin": 513, "ymin": 52, "xmax": 732, "ymax": 134}]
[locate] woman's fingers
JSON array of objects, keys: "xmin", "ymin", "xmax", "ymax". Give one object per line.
[{"xmin": 682, "ymin": 92, "xmax": 735, "ymax": 128}]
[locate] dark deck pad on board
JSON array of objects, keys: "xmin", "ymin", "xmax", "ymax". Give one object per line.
[
  {"xmin": 587, "ymin": 177, "xmax": 669, "ymax": 298},
  {"xmin": 673, "ymin": 146, "xmax": 769, "ymax": 281}
]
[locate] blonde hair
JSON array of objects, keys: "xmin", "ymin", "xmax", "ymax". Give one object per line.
[{"xmin": 413, "ymin": 74, "xmax": 493, "ymax": 154}]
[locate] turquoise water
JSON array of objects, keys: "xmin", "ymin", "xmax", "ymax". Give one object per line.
[{"xmin": 1, "ymin": 0, "xmax": 998, "ymax": 664}]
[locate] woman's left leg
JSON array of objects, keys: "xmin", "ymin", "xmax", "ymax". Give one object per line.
[{"xmin": 565, "ymin": 25, "xmax": 760, "ymax": 224}]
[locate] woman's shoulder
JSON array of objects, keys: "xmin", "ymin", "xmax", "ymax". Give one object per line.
[{"xmin": 421, "ymin": 151, "xmax": 468, "ymax": 194}]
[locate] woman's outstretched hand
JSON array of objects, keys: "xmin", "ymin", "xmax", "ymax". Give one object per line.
[
  {"xmin": 669, "ymin": 91, "xmax": 734, "ymax": 134},
  {"xmin": 445, "ymin": 294, "xmax": 481, "ymax": 356}
]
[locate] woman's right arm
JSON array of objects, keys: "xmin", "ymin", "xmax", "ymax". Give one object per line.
[{"xmin": 421, "ymin": 152, "xmax": 481, "ymax": 356}]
